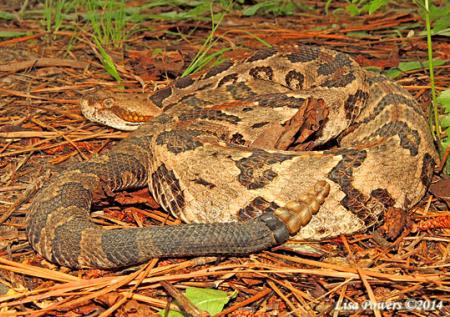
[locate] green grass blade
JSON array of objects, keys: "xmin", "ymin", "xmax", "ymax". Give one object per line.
[{"xmin": 95, "ymin": 39, "xmax": 122, "ymax": 83}]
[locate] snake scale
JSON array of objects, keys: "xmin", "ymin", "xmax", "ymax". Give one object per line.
[{"xmin": 27, "ymin": 45, "xmax": 438, "ymax": 269}]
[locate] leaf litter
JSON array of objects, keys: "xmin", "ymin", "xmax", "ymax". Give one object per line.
[{"xmin": 0, "ymin": 1, "xmax": 449, "ymax": 316}]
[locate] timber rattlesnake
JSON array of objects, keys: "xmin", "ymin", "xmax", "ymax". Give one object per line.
[{"xmin": 27, "ymin": 45, "xmax": 438, "ymax": 268}]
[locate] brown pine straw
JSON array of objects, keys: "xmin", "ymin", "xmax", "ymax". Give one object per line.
[
  {"xmin": 214, "ymin": 288, "xmax": 271, "ymax": 317},
  {"xmin": 0, "ymin": 257, "xmax": 216, "ymax": 303},
  {"xmin": 263, "ymin": 253, "xmax": 445, "ymax": 283},
  {"xmin": 92, "ymin": 259, "xmax": 159, "ymax": 317},
  {"xmin": 267, "ymin": 280, "xmax": 299, "ymax": 316},
  {"xmin": 275, "ymin": 279, "xmax": 316, "ymax": 315},
  {"xmin": 0, "ymin": 130, "xmax": 127, "ymax": 159},
  {"xmin": 357, "ymin": 268, "xmax": 381, "ymax": 317},
  {"xmin": 1, "ymin": 252, "xmax": 447, "ymax": 315},
  {"xmin": 333, "ymin": 283, "xmax": 349, "ymax": 317}
]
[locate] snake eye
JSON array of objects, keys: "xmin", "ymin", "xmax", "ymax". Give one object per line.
[{"xmin": 102, "ymin": 98, "xmax": 114, "ymax": 108}]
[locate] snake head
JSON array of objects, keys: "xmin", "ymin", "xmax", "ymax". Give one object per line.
[{"xmin": 80, "ymin": 91, "xmax": 162, "ymax": 131}]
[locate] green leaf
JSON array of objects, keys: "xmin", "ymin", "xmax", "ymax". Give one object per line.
[
  {"xmin": 279, "ymin": 2, "xmax": 296, "ymax": 15},
  {"xmin": 432, "ymin": 28, "xmax": 450, "ymax": 36},
  {"xmin": 419, "ymin": 28, "xmax": 450, "ymax": 37},
  {"xmin": 443, "ymin": 128, "xmax": 450, "ymax": 144},
  {"xmin": 428, "ymin": 59, "xmax": 446, "ymax": 67},
  {"xmin": 384, "ymin": 68, "xmax": 401, "ymax": 79},
  {"xmin": 242, "ymin": 1, "xmax": 274, "ymax": 16},
  {"xmin": 441, "ymin": 127, "xmax": 450, "ymax": 172},
  {"xmin": 428, "ymin": 3, "xmax": 449, "ymax": 21},
  {"xmin": 158, "ymin": 309, "xmax": 185, "ymax": 317},
  {"xmin": 346, "ymin": 4, "xmax": 360, "ymax": 16},
  {"xmin": 397, "ymin": 59, "xmax": 447, "ymax": 72},
  {"xmin": 0, "ymin": 11, "xmax": 15, "ymax": 20},
  {"xmin": 242, "ymin": 0, "xmax": 298, "ymax": 16},
  {"xmin": 442, "ymin": 127, "xmax": 450, "ymax": 145},
  {"xmin": 433, "ymin": 16, "xmax": 450, "ymax": 33},
  {"xmin": 383, "ymin": 58, "xmax": 447, "ymax": 79},
  {"xmin": 444, "ymin": 159, "xmax": 450, "ymax": 176},
  {"xmin": 185, "ymin": 287, "xmax": 231, "ymax": 315},
  {"xmin": 158, "ymin": 287, "xmax": 232, "ymax": 316},
  {"xmin": 0, "ymin": 31, "xmax": 31, "ymax": 38},
  {"xmin": 364, "ymin": 66, "xmax": 382, "ymax": 72},
  {"xmin": 368, "ymin": 0, "xmax": 388, "ymax": 14},
  {"xmin": 437, "ymin": 89, "xmax": 450, "ymax": 112},
  {"xmin": 441, "ymin": 115, "xmax": 450, "ymax": 129},
  {"xmin": 443, "ymin": 138, "xmax": 449, "ymax": 150},
  {"xmin": 152, "ymin": 48, "xmax": 163, "ymax": 57},
  {"xmin": 398, "ymin": 61, "xmax": 424, "ymax": 72},
  {"xmin": 242, "ymin": 3, "xmax": 264, "ymax": 17}
]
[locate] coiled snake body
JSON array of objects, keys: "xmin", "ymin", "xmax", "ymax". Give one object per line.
[{"xmin": 27, "ymin": 46, "xmax": 438, "ymax": 268}]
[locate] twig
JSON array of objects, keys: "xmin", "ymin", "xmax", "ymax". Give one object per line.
[
  {"xmin": 357, "ymin": 268, "xmax": 381, "ymax": 317},
  {"xmin": 161, "ymin": 281, "xmax": 208, "ymax": 317},
  {"xmin": 0, "ymin": 58, "xmax": 89, "ymax": 73},
  {"xmin": 215, "ymin": 288, "xmax": 272, "ymax": 316}
]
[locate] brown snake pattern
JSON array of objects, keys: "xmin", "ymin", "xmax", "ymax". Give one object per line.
[{"xmin": 27, "ymin": 46, "xmax": 438, "ymax": 269}]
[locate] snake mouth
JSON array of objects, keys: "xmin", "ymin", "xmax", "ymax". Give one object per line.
[
  {"xmin": 80, "ymin": 97, "xmax": 145, "ymax": 131},
  {"xmin": 109, "ymin": 106, "xmax": 154, "ymax": 123}
]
